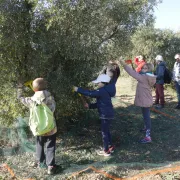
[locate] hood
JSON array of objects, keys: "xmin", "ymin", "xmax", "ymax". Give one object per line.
[
  {"xmin": 104, "ymin": 83, "xmax": 116, "ymax": 97},
  {"xmin": 31, "ymin": 90, "xmax": 52, "ymax": 104},
  {"xmin": 146, "ymin": 73, "xmax": 157, "ymax": 87}
]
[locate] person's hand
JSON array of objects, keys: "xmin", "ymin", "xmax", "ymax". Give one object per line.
[
  {"xmin": 125, "ymin": 60, "xmax": 132, "ymax": 64},
  {"xmin": 118, "ymin": 56, "xmax": 126, "ymax": 66},
  {"xmin": 84, "ymin": 103, "xmax": 89, "ymax": 109},
  {"xmin": 73, "ymin": 86, "xmax": 78, "ymax": 92},
  {"xmin": 118, "ymin": 56, "xmax": 123, "ymax": 61},
  {"xmin": 17, "ymin": 82, "xmax": 23, "ymax": 88},
  {"xmin": 118, "ymin": 56, "xmax": 123, "ymax": 63}
]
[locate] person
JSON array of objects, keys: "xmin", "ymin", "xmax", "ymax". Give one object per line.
[
  {"xmin": 17, "ymin": 78, "xmax": 58, "ymax": 175},
  {"xmin": 73, "ymin": 74, "xmax": 115, "ymax": 156},
  {"xmin": 119, "ymin": 58, "xmax": 156, "ymax": 143},
  {"xmin": 134, "ymin": 55, "xmax": 146, "ymax": 73},
  {"xmin": 172, "ymin": 53, "xmax": 180, "ymax": 109},
  {"xmin": 154, "ymin": 55, "xmax": 166, "ymax": 109},
  {"xmin": 101, "ymin": 60, "xmax": 120, "ymax": 84}
]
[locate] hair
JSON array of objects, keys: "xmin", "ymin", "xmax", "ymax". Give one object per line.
[
  {"xmin": 32, "ymin": 78, "xmax": 47, "ymax": 91},
  {"xmin": 106, "ymin": 62, "xmax": 120, "ymax": 79},
  {"xmin": 144, "ymin": 63, "xmax": 154, "ymax": 72},
  {"xmin": 101, "ymin": 82, "xmax": 109, "ymax": 85},
  {"xmin": 139, "ymin": 55, "xmax": 145, "ymax": 60}
]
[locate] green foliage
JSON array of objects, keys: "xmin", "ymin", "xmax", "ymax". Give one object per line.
[
  {"xmin": 131, "ymin": 26, "xmax": 180, "ymax": 69},
  {"xmin": 0, "ymin": 0, "xmax": 160, "ymax": 125}
]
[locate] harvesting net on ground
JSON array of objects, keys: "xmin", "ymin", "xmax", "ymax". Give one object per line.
[{"xmin": 2, "ymin": 90, "xmax": 180, "ymax": 180}]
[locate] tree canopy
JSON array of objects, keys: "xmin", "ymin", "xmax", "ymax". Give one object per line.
[
  {"xmin": 0, "ymin": 0, "xmax": 161, "ymax": 125},
  {"xmin": 131, "ymin": 27, "xmax": 180, "ymax": 68}
]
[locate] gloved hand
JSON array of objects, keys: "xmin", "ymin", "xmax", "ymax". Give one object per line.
[
  {"xmin": 84, "ymin": 103, "xmax": 89, "ymax": 109},
  {"xmin": 73, "ymin": 86, "xmax": 78, "ymax": 92}
]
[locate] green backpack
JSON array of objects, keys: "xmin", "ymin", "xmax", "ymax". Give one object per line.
[{"xmin": 29, "ymin": 102, "xmax": 55, "ymax": 136}]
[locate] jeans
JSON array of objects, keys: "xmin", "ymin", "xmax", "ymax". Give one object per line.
[
  {"xmin": 141, "ymin": 107, "xmax": 151, "ymax": 130},
  {"xmin": 175, "ymin": 81, "xmax": 180, "ymax": 105},
  {"xmin": 36, "ymin": 133, "xmax": 56, "ymax": 166},
  {"xmin": 101, "ymin": 119, "xmax": 112, "ymax": 151}
]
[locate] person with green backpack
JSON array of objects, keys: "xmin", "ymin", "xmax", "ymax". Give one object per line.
[{"xmin": 17, "ymin": 78, "xmax": 59, "ymax": 175}]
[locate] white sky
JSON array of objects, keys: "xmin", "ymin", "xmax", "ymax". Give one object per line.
[{"xmin": 154, "ymin": 0, "xmax": 180, "ymax": 31}]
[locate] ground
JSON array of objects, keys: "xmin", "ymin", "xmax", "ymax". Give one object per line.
[{"xmin": 1, "ymin": 77, "xmax": 180, "ymax": 180}]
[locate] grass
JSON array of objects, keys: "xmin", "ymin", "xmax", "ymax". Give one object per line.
[{"xmin": 1, "ymin": 77, "xmax": 180, "ymax": 179}]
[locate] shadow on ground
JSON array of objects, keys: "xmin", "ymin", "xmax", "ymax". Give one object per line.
[{"xmin": 1, "ymin": 89, "xmax": 180, "ymax": 179}]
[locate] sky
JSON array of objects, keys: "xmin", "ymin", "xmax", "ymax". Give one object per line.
[{"xmin": 154, "ymin": 0, "xmax": 180, "ymax": 31}]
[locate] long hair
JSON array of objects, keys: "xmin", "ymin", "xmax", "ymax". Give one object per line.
[{"xmin": 103, "ymin": 62, "xmax": 120, "ymax": 80}]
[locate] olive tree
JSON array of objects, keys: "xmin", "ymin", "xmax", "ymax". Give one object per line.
[{"xmin": 0, "ymin": 0, "xmax": 161, "ymax": 125}]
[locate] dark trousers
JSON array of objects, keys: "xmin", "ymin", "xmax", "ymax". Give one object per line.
[
  {"xmin": 175, "ymin": 81, "xmax": 180, "ymax": 105},
  {"xmin": 155, "ymin": 84, "xmax": 165, "ymax": 105},
  {"xmin": 141, "ymin": 107, "xmax": 151, "ymax": 130},
  {"xmin": 101, "ymin": 118, "xmax": 112, "ymax": 151},
  {"xmin": 36, "ymin": 133, "xmax": 56, "ymax": 166}
]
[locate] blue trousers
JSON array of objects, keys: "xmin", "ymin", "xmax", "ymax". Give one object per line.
[
  {"xmin": 101, "ymin": 118, "xmax": 112, "ymax": 151},
  {"xmin": 141, "ymin": 107, "xmax": 151, "ymax": 130},
  {"xmin": 175, "ymin": 81, "xmax": 180, "ymax": 105}
]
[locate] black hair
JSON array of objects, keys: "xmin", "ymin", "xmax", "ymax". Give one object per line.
[
  {"xmin": 101, "ymin": 82, "xmax": 109, "ymax": 85},
  {"xmin": 106, "ymin": 63, "xmax": 120, "ymax": 79}
]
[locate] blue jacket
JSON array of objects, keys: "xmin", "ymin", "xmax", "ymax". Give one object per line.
[
  {"xmin": 77, "ymin": 84, "xmax": 115, "ymax": 119},
  {"xmin": 155, "ymin": 61, "xmax": 166, "ymax": 84}
]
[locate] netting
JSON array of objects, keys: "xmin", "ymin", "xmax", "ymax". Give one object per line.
[
  {"xmin": 1, "ymin": 84, "xmax": 180, "ymax": 179},
  {"xmin": 0, "ymin": 117, "xmax": 35, "ymax": 157}
]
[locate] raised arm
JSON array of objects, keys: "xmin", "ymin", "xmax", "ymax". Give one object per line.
[
  {"xmin": 119, "ymin": 59, "xmax": 144, "ymax": 82},
  {"xmin": 17, "ymin": 84, "xmax": 33, "ymax": 108},
  {"xmin": 73, "ymin": 86, "xmax": 101, "ymax": 98},
  {"xmin": 77, "ymin": 87, "xmax": 101, "ymax": 98}
]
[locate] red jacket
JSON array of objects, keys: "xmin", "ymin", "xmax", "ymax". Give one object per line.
[{"xmin": 134, "ymin": 57, "xmax": 146, "ymax": 72}]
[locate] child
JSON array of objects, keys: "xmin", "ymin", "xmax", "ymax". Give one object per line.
[
  {"xmin": 134, "ymin": 55, "xmax": 146, "ymax": 73},
  {"xmin": 154, "ymin": 55, "xmax": 166, "ymax": 109},
  {"xmin": 17, "ymin": 78, "xmax": 58, "ymax": 175},
  {"xmin": 100, "ymin": 61, "xmax": 120, "ymax": 99},
  {"xmin": 101, "ymin": 60, "xmax": 120, "ymax": 84},
  {"xmin": 119, "ymin": 59, "xmax": 156, "ymax": 143},
  {"xmin": 73, "ymin": 74, "xmax": 115, "ymax": 156}
]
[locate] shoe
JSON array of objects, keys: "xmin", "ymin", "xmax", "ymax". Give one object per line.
[
  {"xmin": 155, "ymin": 104, "xmax": 164, "ymax": 109},
  {"xmin": 31, "ymin": 162, "xmax": 47, "ymax": 169},
  {"xmin": 97, "ymin": 150, "xmax": 111, "ymax": 157},
  {"xmin": 39, "ymin": 163, "xmax": 47, "ymax": 169},
  {"xmin": 140, "ymin": 137, "xmax": 152, "ymax": 144},
  {"xmin": 153, "ymin": 103, "xmax": 159, "ymax": 106},
  {"xmin": 175, "ymin": 105, "xmax": 180, "ymax": 109},
  {"xmin": 108, "ymin": 145, "xmax": 115, "ymax": 153},
  {"xmin": 47, "ymin": 164, "xmax": 61, "ymax": 175}
]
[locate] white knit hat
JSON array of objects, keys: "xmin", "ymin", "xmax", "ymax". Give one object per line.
[{"xmin": 155, "ymin": 55, "xmax": 164, "ymax": 61}]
